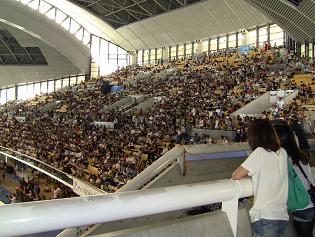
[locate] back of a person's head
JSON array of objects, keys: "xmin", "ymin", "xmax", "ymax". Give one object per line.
[
  {"xmin": 247, "ymin": 119, "xmax": 280, "ymax": 152},
  {"xmin": 272, "ymin": 120, "xmax": 308, "ymax": 165}
]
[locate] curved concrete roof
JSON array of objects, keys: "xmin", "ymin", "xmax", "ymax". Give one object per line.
[{"xmin": 45, "ymin": 0, "xmax": 272, "ymax": 51}]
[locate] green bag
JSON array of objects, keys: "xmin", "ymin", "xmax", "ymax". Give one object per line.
[{"xmin": 287, "ymin": 160, "xmax": 310, "ymax": 211}]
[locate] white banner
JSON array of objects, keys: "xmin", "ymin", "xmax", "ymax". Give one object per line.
[{"xmin": 93, "ymin": 121, "xmax": 115, "ymax": 128}]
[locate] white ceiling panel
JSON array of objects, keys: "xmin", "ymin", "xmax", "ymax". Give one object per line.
[{"xmin": 115, "ymin": 0, "xmax": 272, "ymax": 50}]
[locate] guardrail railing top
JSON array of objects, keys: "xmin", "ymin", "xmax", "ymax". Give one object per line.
[{"xmin": 0, "ymin": 145, "xmax": 73, "ymax": 186}]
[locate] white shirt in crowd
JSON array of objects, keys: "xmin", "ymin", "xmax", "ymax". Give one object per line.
[{"xmin": 241, "ymin": 147, "xmax": 289, "ymax": 223}]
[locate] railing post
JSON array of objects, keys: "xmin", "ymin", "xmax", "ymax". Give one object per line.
[{"xmin": 222, "ymin": 197, "xmax": 239, "ymax": 237}]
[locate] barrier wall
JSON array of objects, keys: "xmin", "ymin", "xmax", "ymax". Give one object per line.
[
  {"xmin": 232, "ymin": 92, "xmax": 271, "ymax": 115},
  {"xmin": 191, "ymin": 128, "xmax": 236, "ymax": 139}
]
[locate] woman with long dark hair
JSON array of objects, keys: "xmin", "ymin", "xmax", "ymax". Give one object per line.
[
  {"xmin": 232, "ymin": 119, "xmax": 289, "ymax": 237},
  {"xmin": 273, "ymin": 120, "xmax": 314, "ymax": 237}
]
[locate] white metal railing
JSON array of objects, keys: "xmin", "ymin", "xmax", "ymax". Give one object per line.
[
  {"xmin": 0, "ymin": 146, "xmax": 105, "ymax": 196},
  {"xmin": 1, "ymin": 141, "xmax": 314, "ymax": 237},
  {"xmin": 15, "ymin": 0, "xmax": 92, "ymax": 47},
  {"xmin": 1, "ymin": 168, "xmax": 315, "ymax": 237},
  {"xmin": 0, "ymin": 177, "xmax": 253, "ymax": 237}
]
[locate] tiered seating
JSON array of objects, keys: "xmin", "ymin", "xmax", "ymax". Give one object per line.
[
  {"xmin": 294, "ymin": 74, "xmax": 313, "ymax": 86},
  {"xmin": 0, "ymin": 47, "xmax": 310, "ymax": 193}
]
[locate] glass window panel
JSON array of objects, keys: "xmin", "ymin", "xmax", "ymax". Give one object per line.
[
  {"xmin": 270, "ymin": 24, "xmax": 282, "ymax": 34},
  {"xmin": 45, "ymin": 8, "xmax": 56, "ymax": 20},
  {"xmin": 185, "ymin": 43, "xmax": 192, "ymax": 56},
  {"xmin": 55, "ymin": 9, "xmax": 67, "ymax": 24},
  {"xmin": 83, "ymin": 30, "xmax": 91, "ymax": 46},
  {"xmin": 55, "ymin": 79, "xmax": 62, "ymax": 90},
  {"xmin": 70, "ymin": 77, "xmax": 77, "ymax": 86},
  {"xmin": 41, "ymin": 81, "xmax": 48, "ymax": 94},
  {"xmin": 219, "ymin": 36, "xmax": 226, "ymax": 50},
  {"xmin": 170, "ymin": 46, "xmax": 176, "ymax": 60},
  {"xmin": 118, "ymin": 46, "xmax": 126, "ymax": 55},
  {"xmin": 78, "ymin": 76, "xmax": 85, "ymax": 84},
  {"xmin": 149, "ymin": 49, "xmax": 155, "ymax": 64},
  {"xmin": 48, "ymin": 80, "xmax": 54, "ymax": 93},
  {"xmin": 91, "ymin": 35, "xmax": 100, "ymax": 64},
  {"xmin": 39, "ymin": 1, "xmax": 51, "ymax": 14},
  {"xmin": 301, "ymin": 44, "xmax": 305, "ymax": 56},
  {"xmin": 202, "ymin": 40, "xmax": 209, "ymax": 53},
  {"xmin": 0, "ymin": 89, "xmax": 6, "ymax": 105},
  {"xmin": 193, "ymin": 42, "xmax": 198, "ymax": 54},
  {"xmin": 7, "ymin": 87, "xmax": 15, "ymax": 102},
  {"xmin": 21, "ymin": 0, "xmax": 32, "ymax": 4},
  {"xmin": 99, "ymin": 40, "xmax": 109, "ymax": 75},
  {"xmin": 69, "ymin": 20, "xmax": 80, "ymax": 34},
  {"xmin": 143, "ymin": 49, "xmax": 149, "ymax": 64},
  {"xmin": 28, "ymin": 0, "xmax": 39, "ymax": 10},
  {"xmin": 309, "ymin": 43, "xmax": 313, "ymax": 59},
  {"xmin": 238, "ymin": 33, "xmax": 243, "ymax": 46},
  {"xmin": 210, "ymin": 38, "xmax": 217, "ymax": 51},
  {"xmin": 27, "ymin": 84, "xmax": 34, "ymax": 99},
  {"xmin": 75, "ymin": 28, "xmax": 83, "ymax": 41},
  {"xmin": 270, "ymin": 24, "xmax": 284, "ymax": 47},
  {"xmin": 156, "ymin": 48, "xmax": 162, "ymax": 63},
  {"xmin": 228, "ymin": 34, "xmax": 236, "ymax": 48},
  {"xmin": 248, "ymin": 30, "xmax": 256, "ymax": 47},
  {"xmin": 118, "ymin": 57, "xmax": 128, "ymax": 68},
  {"xmin": 17, "ymin": 85, "xmax": 27, "ymax": 100},
  {"xmin": 62, "ymin": 78, "xmax": 69, "ymax": 88},
  {"xmin": 34, "ymin": 83, "xmax": 40, "ymax": 96},
  {"xmin": 259, "ymin": 27, "xmax": 268, "ymax": 47},
  {"xmin": 60, "ymin": 17, "xmax": 71, "ymax": 31},
  {"xmin": 137, "ymin": 50, "xmax": 143, "ymax": 65},
  {"xmin": 109, "ymin": 43, "xmax": 118, "ymax": 55},
  {"xmin": 178, "ymin": 45, "xmax": 184, "ymax": 59}
]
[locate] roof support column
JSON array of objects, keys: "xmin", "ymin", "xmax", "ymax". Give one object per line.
[
  {"xmin": 296, "ymin": 42, "xmax": 301, "ymax": 58},
  {"xmin": 267, "ymin": 24, "xmax": 270, "ymax": 45}
]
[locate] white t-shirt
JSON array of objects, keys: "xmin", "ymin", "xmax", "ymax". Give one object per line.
[{"xmin": 241, "ymin": 147, "xmax": 289, "ymax": 223}]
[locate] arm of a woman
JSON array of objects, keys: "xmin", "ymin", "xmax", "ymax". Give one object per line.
[{"xmin": 232, "ymin": 166, "xmax": 249, "ymax": 180}]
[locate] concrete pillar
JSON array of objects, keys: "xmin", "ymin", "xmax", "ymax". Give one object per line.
[
  {"xmin": 312, "ymin": 38, "xmax": 315, "ymax": 62},
  {"xmin": 296, "ymin": 42, "xmax": 301, "ymax": 58}
]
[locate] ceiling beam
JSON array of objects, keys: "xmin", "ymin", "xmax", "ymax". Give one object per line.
[{"xmin": 152, "ymin": 0, "xmax": 168, "ymax": 11}]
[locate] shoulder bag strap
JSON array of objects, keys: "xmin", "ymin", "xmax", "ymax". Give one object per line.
[{"xmin": 296, "ymin": 161, "xmax": 312, "ymax": 186}]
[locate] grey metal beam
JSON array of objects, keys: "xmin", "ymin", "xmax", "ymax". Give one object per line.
[
  {"xmin": 0, "ymin": 38, "xmax": 19, "ymax": 64},
  {"xmin": 152, "ymin": 0, "xmax": 168, "ymax": 11},
  {"xmin": 103, "ymin": 0, "xmax": 147, "ymax": 16},
  {"xmin": 129, "ymin": 0, "xmax": 153, "ymax": 16}
]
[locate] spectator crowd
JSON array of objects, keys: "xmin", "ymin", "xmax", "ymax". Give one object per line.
[{"xmin": 0, "ymin": 46, "xmax": 314, "ymax": 192}]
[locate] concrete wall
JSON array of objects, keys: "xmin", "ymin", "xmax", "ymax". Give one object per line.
[
  {"xmin": 0, "ymin": 22, "xmax": 82, "ymax": 86},
  {"xmin": 0, "ymin": 0, "xmax": 89, "ymax": 86},
  {"xmin": 91, "ymin": 209, "xmax": 252, "ymax": 237},
  {"xmin": 191, "ymin": 128, "xmax": 236, "ymax": 139}
]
